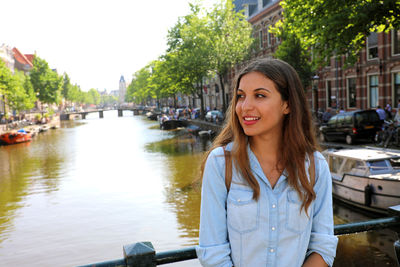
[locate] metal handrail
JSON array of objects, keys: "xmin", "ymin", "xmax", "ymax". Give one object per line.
[{"xmin": 78, "ymin": 206, "xmax": 400, "ymax": 267}]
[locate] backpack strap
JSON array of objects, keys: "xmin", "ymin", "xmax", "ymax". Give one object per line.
[{"xmin": 223, "ymin": 146, "xmax": 232, "ymax": 192}]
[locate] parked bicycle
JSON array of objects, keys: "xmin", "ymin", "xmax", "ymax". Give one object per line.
[{"xmin": 375, "ymin": 120, "xmax": 400, "ymax": 147}]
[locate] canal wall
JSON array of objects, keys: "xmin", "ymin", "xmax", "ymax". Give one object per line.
[{"xmin": 189, "ymin": 120, "xmax": 222, "ymax": 133}]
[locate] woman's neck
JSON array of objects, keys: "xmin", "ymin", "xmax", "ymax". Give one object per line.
[{"xmin": 249, "ymin": 134, "xmax": 281, "ymax": 164}]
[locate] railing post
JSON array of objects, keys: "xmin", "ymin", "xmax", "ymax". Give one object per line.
[
  {"xmin": 123, "ymin": 241, "xmax": 156, "ymax": 267},
  {"xmin": 99, "ymin": 110, "xmax": 104, "ymax": 118},
  {"xmin": 118, "ymin": 109, "xmax": 123, "ymax": 117},
  {"xmin": 388, "ymin": 205, "xmax": 400, "ymax": 266}
]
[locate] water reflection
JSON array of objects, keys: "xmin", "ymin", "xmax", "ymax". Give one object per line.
[
  {"xmin": 333, "ymin": 202, "xmax": 397, "ymax": 266},
  {"xmin": 0, "ymin": 129, "xmax": 65, "ymax": 243},
  {"xmin": 146, "ymin": 133, "xmax": 211, "ymax": 245}
]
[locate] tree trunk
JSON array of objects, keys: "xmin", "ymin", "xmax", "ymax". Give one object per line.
[
  {"xmin": 198, "ymin": 82, "xmax": 205, "ymax": 119},
  {"xmin": 173, "ymin": 94, "xmax": 177, "ymax": 108},
  {"xmin": 219, "ymin": 73, "xmax": 227, "ymax": 113}
]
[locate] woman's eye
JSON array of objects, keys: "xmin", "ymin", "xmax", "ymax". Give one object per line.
[
  {"xmin": 256, "ymin": 94, "xmax": 266, "ymax": 98},
  {"xmin": 237, "ymin": 94, "xmax": 244, "ymax": 99}
]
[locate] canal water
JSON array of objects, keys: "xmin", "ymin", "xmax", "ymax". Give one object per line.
[{"xmin": 0, "ymin": 110, "xmax": 397, "ymax": 266}]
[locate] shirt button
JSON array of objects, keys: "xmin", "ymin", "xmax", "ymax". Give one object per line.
[
  {"xmin": 270, "ymin": 248, "xmax": 274, "ymax": 253},
  {"xmin": 272, "ymin": 204, "xmax": 276, "ymax": 208},
  {"xmin": 271, "ymin": 227, "xmax": 276, "ymax": 231}
]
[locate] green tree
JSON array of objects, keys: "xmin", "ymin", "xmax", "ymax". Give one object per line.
[
  {"xmin": 274, "ymin": 29, "xmax": 313, "ymax": 89},
  {"xmin": 0, "ymin": 60, "xmax": 13, "ymax": 108},
  {"xmin": 126, "ymin": 66, "xmax": 152, "ymax": 104},
  {"xmin": 30, "ymin": 56, "xmax": 63, "ymax": 104},
  {"xmin": 166, "ymin": 3, "xmax": 213, "ymax": 115},
  {"xmin": 208, "ymin": 0, "xmax": 254, "ymax": 112},
  {"xmin": 7, "ymin": 70, "xmax": 36, "ymax": 112},
  {"xmin": 68, "ymin": 84, "xmax": 81, "ymax": 104},
  {"xmin": 87, "ymin": 88, "xmax": 101, "ymax": 105},
  {"xmin": 62, "ymin": 73, "xmax": 72, "ymax": 101},
  {"xmin": 277, "ymin": 0, "xmax": 400, "ymax": 65}
]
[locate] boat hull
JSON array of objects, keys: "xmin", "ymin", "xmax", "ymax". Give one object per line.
[
  {"xmin": 160, "ymin": 120, "xmax": 188, "ymax": 130},
  {"xmin": 332, "ymin": 174, "xmax": 400, "ymax": 214},
  {"xmin": 0, "ymin": 132, "xmax": 32, "ymax": 145}
]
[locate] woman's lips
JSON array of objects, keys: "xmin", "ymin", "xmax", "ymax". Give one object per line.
[{"xmin": 242, "ymin": 116, "xmax": 260, "ymax": 125}]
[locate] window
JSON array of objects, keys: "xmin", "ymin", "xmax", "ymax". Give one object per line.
[
  {"xmin": 326, "ymin": 80, "xmax": 333, "ymax": 108},
  {"xmin": 329, "ymin": 156, "xmax": 343, "ymax": 173},
  {"xmin": 394, "ymin": 73, "xmax": 400, "ymax": 106},
  {"xmin": 328, "ymin": 115, "xmax": 337, "ymax": 126},
  {"xmin": 369, "ymin": 75, "xmax": 379, "ymax": 108},
  {"xmin": 266, "ymin": 28, "xmax": 271, "ymax": 47},
  {"xmin": 342, "ymin": 159, "xmax": 365, "ymax": 174},
  {"xmin": 337, "ymin": 115, "xmax": 344, "ymax": 124},
  {"xmin": 368, "ymin": 160, "xmax": 390, "ymax": 174},
  {"xmin": 344, "ymin": 114, "xmax": 352, "ymax": 124},
  {"xmin": 248, "ymin": 4, "xmax": 257, "ymax": 16},
  {"xmin": 393, "ymin": 29, "xmax": 400, "ymax": 55},
  {"xmin": 259, "ymin": 30, "xmax": 263, "ymax": 49},
  {"xmin": 263, "ymin": 0, "xmax": 270, "ymax": 7},
  {"xmin": 347, "ymin": 78, "xmax": 357, "ymax": 108},
  {"xmin": 367, "ymin": 32, "xmax": 378, "ymax": 60}
]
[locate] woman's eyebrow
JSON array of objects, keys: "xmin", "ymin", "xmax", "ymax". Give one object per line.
[
  {"xmin": 254, "ymin": 88, "xmax": 271, "ymax": 93},
  {"xmin": 237, "ymin": 88, "xmax": 271, "ymax": 93}
]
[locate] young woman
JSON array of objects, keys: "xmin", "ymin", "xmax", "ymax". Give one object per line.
[{"xmin": 196, "ymin": 59, "xmax": 337, "ymax": 267}]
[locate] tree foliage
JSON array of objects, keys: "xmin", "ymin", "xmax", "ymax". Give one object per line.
[
  {"xmin": 208, "ymin": 0, "xmax": 254, "ymax": 111},
  {"xmin": 30, "ymin": 56, "xmax": 63, "ymax": 104},
  {"xmin": 274, "ymin": 28, "xmax": 313, "ymax": 89},
  {"xmin": 0, "ymin": 60, "xmax": 36, "ymax": 113},
  {"xmin": 277, "ymin": 0, "xmax": 400, "ymax": 65},
  {"xmin": 126, "ymin": 0, "xmax": 255, "ymax": 115}
]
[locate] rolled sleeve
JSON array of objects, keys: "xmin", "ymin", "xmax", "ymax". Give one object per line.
[
  {"xmin": 197, "ymin": 147, "xmax": 233, "ymax": 267},
  {"xmin": 307, "ymin": 152, "xmax": 338, "ymax": 266}
]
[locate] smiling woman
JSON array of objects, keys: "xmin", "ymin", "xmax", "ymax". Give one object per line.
[{"xmin": 197, "ymin": 58, "xmax": 338, "ymax": 267}]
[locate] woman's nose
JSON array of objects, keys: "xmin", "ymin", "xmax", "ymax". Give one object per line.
[{"xmin": 241, "ymin": 97, "xmax": 254, "ymax": 111}]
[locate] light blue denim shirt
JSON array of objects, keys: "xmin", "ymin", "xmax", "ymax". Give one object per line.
[{"xmin": 196, "ymin": 143, "xmax": 338, "ymax": 267}]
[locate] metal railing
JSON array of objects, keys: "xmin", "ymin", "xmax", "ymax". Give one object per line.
[{"xmin": 78, "ymin": 205, "xmax": 400, "ymax": 267}]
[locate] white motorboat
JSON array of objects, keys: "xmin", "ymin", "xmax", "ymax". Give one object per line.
[{"xmin": 322, "ymin": 147, "xmax": 400, "ymax": 214}]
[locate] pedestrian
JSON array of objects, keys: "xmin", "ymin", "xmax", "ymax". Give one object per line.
[
  {"xmin": 376, "ymin": 105, "xmax": 386, "ymax": 121},
  {"xmin": 196, "ymin": 58, "xmax": 338, "ymax": 267},
  {"xmin": 385, "ymin": 101, "xmax": 392, "ymax": 119},
  {"xmin": 322, "ymin": 108, "xmax": 332, "ymax": 123},
  {"xmin": 394, "ymin": 109, "xmax": 400, "ymax": 126}
]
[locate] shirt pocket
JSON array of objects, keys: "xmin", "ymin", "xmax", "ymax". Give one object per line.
[
  {"xmin": 286, "ymin": 189, "xmax": 311, "ymax": 234},
  {"xmin": 227, "ymin": 188, "xmax": 259, "ymax": 234}
]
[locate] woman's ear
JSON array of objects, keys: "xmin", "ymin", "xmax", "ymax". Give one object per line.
[{"xmin": 283, "ymin": 101, "xmax": 290, "ymax": 115}]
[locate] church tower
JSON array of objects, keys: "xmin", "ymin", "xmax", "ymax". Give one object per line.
[{"xmin": 119, "ymin": 75, "xmax": 126, "ymax": 104}]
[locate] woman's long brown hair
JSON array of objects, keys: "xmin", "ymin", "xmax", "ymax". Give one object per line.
[{"xmin": 200, "ymin": 58, "xmax": 319, "ymax": 213}]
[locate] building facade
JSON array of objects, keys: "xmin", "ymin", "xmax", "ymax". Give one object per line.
[{"xmin": 231, "ymin": 0, "xmax": 400, "ymax": 114}]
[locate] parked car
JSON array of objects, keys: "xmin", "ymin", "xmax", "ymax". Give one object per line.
[
  {"xmin": 319, "ymin": 110, "xmax": 382, "ymax": 145},
  {"xmin": 205, "ymin": 110, "xmax": 224, "ymax": 122},
  {"xmin": 191, "ymin": 108, "xmax": 201, "ymax": 119}
]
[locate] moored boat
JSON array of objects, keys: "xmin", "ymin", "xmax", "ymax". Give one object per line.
[
  {"xmin": 160, "ymin": 119, "xmax": 188, "ymax": 130},
  {"xmin": 0, "ymin": 129, "xmax": 32, "ymax": 145},
  {"xmin": 322, "ymin": 147, "xmax": 400, "ymax": 214}
]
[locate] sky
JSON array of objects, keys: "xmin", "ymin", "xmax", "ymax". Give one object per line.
[{"xmin": 1, "ymin": 0, "xmax": 218, "ymax": 92}]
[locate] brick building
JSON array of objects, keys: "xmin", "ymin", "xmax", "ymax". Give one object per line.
[{"xmin": 231, "ymin": 0, "xmax": 400, "ymax": 114}]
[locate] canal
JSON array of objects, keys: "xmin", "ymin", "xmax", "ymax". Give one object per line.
[{"xmin": 0, "ymin": 110, "xmax": 397, "ymax": 266}]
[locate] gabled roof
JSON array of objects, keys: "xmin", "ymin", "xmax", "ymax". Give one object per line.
[
  {"xmin": 12, "ymin": 47, "xmax": 33, "ymax": 68},
  {"xmin": 25, "ymin": 54, "xmax": 35, "ymax": 64}
]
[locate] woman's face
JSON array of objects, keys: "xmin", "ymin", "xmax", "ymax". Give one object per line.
[{"xmin": 235, "ymin": 71, "xmax": 289, "ymax": 139}]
